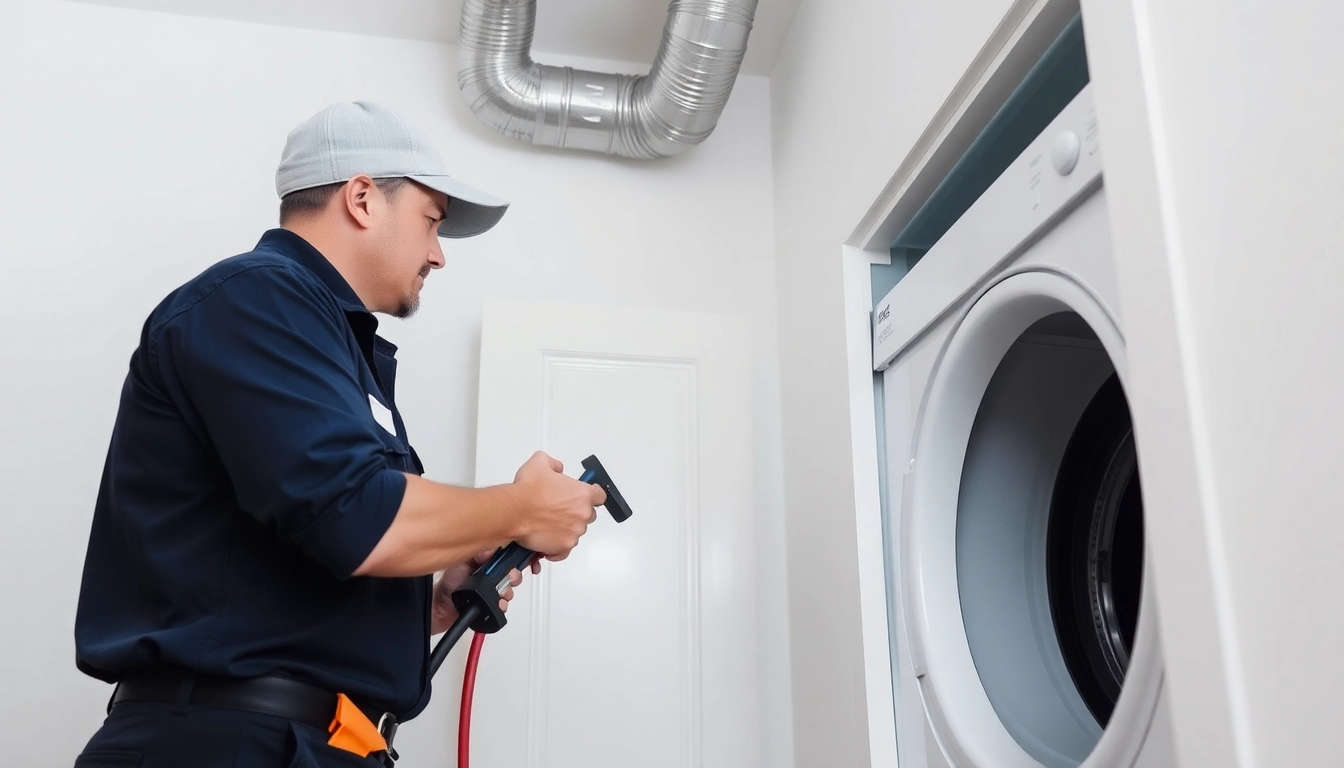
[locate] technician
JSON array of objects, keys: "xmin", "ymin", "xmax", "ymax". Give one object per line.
[{"xmin": 71, "ymin": 101, "xmax": 605, "ymax": 767}]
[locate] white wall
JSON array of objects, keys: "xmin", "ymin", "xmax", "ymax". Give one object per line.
[
  {"xmin": 768, "ymin": 0, "xmax": 1018, "ymax": 765},
  {"xmin": 1078, "ymin": 2, "xmax": 1344, "ymax": 766},
  {"xmin": 0, "ymin": 2, "xmax": 791, "ymax": 766}
]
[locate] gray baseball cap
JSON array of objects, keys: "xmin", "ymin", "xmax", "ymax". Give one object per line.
[{"xmin": 275, "ymin": 101, "xmax": 509, "ymax": 238}]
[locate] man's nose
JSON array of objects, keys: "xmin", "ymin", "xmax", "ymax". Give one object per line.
[{"xmin": 429, "ymin": 242, "xmax": 445, "ymax": 269}]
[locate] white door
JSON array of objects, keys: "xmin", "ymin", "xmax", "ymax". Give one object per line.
[{"xmin": 456, "ymin": 298, "xmax": 759, "ymax": 768}]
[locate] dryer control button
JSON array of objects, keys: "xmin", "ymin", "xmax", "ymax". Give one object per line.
[{"xmin": 1052, "ymin": 131, "xmax": 1081, "ymax": 175}]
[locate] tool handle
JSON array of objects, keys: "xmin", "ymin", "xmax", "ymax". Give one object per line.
[
  {"xmin": 479, "ymin": 541, "xmax": 538, "ymax": 581},
  {"xmin": 429, "ymin": 460, "xmax": 626, "ymax": 676}
]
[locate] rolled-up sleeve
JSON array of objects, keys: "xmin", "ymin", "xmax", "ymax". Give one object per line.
[{"xmin": 151, "ymin": 264, "xmax": 406, "ymax": 579}]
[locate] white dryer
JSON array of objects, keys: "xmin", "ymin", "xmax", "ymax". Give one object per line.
[{"xmin": 873, "ymin": 84, "xmax": 1177, "ymax": 768}]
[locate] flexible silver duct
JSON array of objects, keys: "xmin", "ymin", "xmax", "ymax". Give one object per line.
[{"xmin": 456, "ymin": 0, "xmax": 759, "ymax": 159}]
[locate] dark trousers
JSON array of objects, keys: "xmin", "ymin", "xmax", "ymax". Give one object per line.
[{"xmin": 74, "ymin": 700, "xmax": 383, "ymax": 768}]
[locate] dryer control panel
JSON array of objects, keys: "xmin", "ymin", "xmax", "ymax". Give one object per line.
[{"xmin": 873, "ymin": 84, "xmax": 1104, "ymax": 372}]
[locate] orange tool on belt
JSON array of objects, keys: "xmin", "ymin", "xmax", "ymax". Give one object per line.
[{"xmin": 327, "ymin": 693, "xmax": 390, "ymax": 758}]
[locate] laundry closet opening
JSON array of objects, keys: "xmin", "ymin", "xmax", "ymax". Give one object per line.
[{"xmin": 956, "ymin": 307, "xmax": 1145, "ymax": 764}]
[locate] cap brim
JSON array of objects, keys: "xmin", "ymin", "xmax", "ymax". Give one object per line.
[{"xmin": 409, "ymin": 174, "xmax": 510, "ymax": 239}]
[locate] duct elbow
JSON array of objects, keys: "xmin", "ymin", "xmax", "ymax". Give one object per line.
[
  {"xmin": 456, "ymin": 0, "xmax": 758, "ymax": 160},
  {"xmin": 457, "ymin": 56, "xmax": 543, "ymax": 145}
]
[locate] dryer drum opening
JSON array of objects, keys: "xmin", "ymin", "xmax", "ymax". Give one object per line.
[
  {"xmin": 952, "ymin": 305, "xmax": 1157, "ymax": 766},
  {"xmin": 1047, "ymin": 373, "xmax": 1144, "ymax": 727}
]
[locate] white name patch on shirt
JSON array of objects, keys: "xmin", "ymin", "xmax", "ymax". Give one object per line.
[{"xmin": 368, "ymin": 394, "xmax": 397, "ymax": 435}]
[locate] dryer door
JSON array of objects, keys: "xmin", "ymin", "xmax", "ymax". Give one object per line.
[{"xmin": 900, "ymin": 269, "xmax": 1166, "ymax": 768}]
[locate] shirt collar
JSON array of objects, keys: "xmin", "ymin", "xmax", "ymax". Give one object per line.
[
  {"xmin": 254, "ymin": 228, "xmax": 398, "ymax": 358},
  {"xmin": 255, "ymin": 228, "xmax": 369, "ymax": 315}
]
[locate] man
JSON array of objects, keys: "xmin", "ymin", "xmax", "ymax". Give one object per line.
[{"xmin": 72, "ymin": 101, "xmax": 605, "ymax": 767}]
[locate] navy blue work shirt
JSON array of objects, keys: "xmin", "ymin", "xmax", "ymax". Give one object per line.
[{"xmin": 75, "ymin": 228, "xmax": 433, "ymax": 719}]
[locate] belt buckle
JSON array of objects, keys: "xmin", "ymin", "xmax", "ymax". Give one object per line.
[{"xmin": 376, "ymin": 712, "xmax": 400, "ymax": 765}]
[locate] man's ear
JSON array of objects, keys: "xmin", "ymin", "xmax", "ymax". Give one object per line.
[{"xmin": 343, "ymin": 175, "xmax": 377, "ymax": 230}]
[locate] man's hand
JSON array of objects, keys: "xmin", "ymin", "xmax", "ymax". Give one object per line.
[
  {"xmin": 430, "ymin": 549, "xmax": 541, "ymax": 636},
  {"xmin": 512, "ymin": 452, "xmax": 606, "ymax": 563}
]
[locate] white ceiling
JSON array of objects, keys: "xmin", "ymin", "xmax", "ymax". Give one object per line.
[{"xmin": 70, "ymin": 0, "xmax": 802, "ymax": 76}]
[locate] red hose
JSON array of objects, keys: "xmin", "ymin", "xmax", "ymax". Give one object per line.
[{"xmin": 457, "ymin": 631, "xmax": 485, "ymax": 768}]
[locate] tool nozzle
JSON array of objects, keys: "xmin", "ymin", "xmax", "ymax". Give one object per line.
[{"xmin": 580, "ymin": 455, "xmax": 633, "ymax": 523}]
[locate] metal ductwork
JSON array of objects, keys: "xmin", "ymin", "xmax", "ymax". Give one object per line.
[{"xmin": 456, "ymin": 0, "xmax": 759, "ymax": 159}]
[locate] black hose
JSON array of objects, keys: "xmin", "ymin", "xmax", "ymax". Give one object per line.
[{"xmin": 430, "ymin": 604, "xmax": 483, "ymax": 677}]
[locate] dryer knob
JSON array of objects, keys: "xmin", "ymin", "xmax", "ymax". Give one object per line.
[{"xmin": 1052, "ymin": 131, "xmax": 1081, "ymax": 176}]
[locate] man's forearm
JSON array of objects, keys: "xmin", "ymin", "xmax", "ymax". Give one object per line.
[{"xmin": 353, "ymin": 474, "xmax": 525, "ymax": 578}]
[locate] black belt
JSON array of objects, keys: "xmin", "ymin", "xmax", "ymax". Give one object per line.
[{"xmin": 109, "ymin": 666, "xmax": 400, "ymax": 763}]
